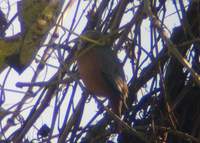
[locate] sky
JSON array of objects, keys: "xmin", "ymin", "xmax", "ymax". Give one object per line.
[{"xmin": 0, "ymin": 0, "xmax": 185, "ymax": 142}]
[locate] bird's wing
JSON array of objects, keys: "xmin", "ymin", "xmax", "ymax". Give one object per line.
[
  {"xmin": 98, "ymin": 48, "xmax": 127, "ymax": 100},
  {"xmin": 101, "ymin": 70, "xmax": 122, "ymax": 98},
  {"xmin": 101, "ymin": 63, "xmax": 128, "ymax": 109}
]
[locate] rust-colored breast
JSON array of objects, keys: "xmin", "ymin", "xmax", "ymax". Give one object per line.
[{"xmin": 77, "ymin": 48, "xmax": 113, "ymax": 97}]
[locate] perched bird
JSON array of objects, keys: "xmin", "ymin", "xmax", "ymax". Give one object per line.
[{"xmin": 76, "ymin": 31, "xmax": 128, "ymax": 120}]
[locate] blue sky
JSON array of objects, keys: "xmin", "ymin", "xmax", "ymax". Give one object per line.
[{"xmin": 0, "ymin": 0, "xmax": 186, "ymax": 142}]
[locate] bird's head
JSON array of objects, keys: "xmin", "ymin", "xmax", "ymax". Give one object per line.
[
  {"xmin": 77, "ymin": 31, "xmax": 104, "ymax": 50},
  {"xmin": 76, "ymin": 30, "xmax": 120, "ymax": 57}
]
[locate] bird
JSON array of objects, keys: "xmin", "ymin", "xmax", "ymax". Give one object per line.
[{"xmin": 76, "ymin": 31, "xmax": 128, "ymax": 122}]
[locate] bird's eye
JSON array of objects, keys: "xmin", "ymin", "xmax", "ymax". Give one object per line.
[{"xmin": 78, "ymin": 40, "xmax": 85, "ymax": 50}]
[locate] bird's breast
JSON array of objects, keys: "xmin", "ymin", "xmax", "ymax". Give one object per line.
[{"xmin": 77, "ymin": 49, "xmax": 113, "ymax": 97}]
